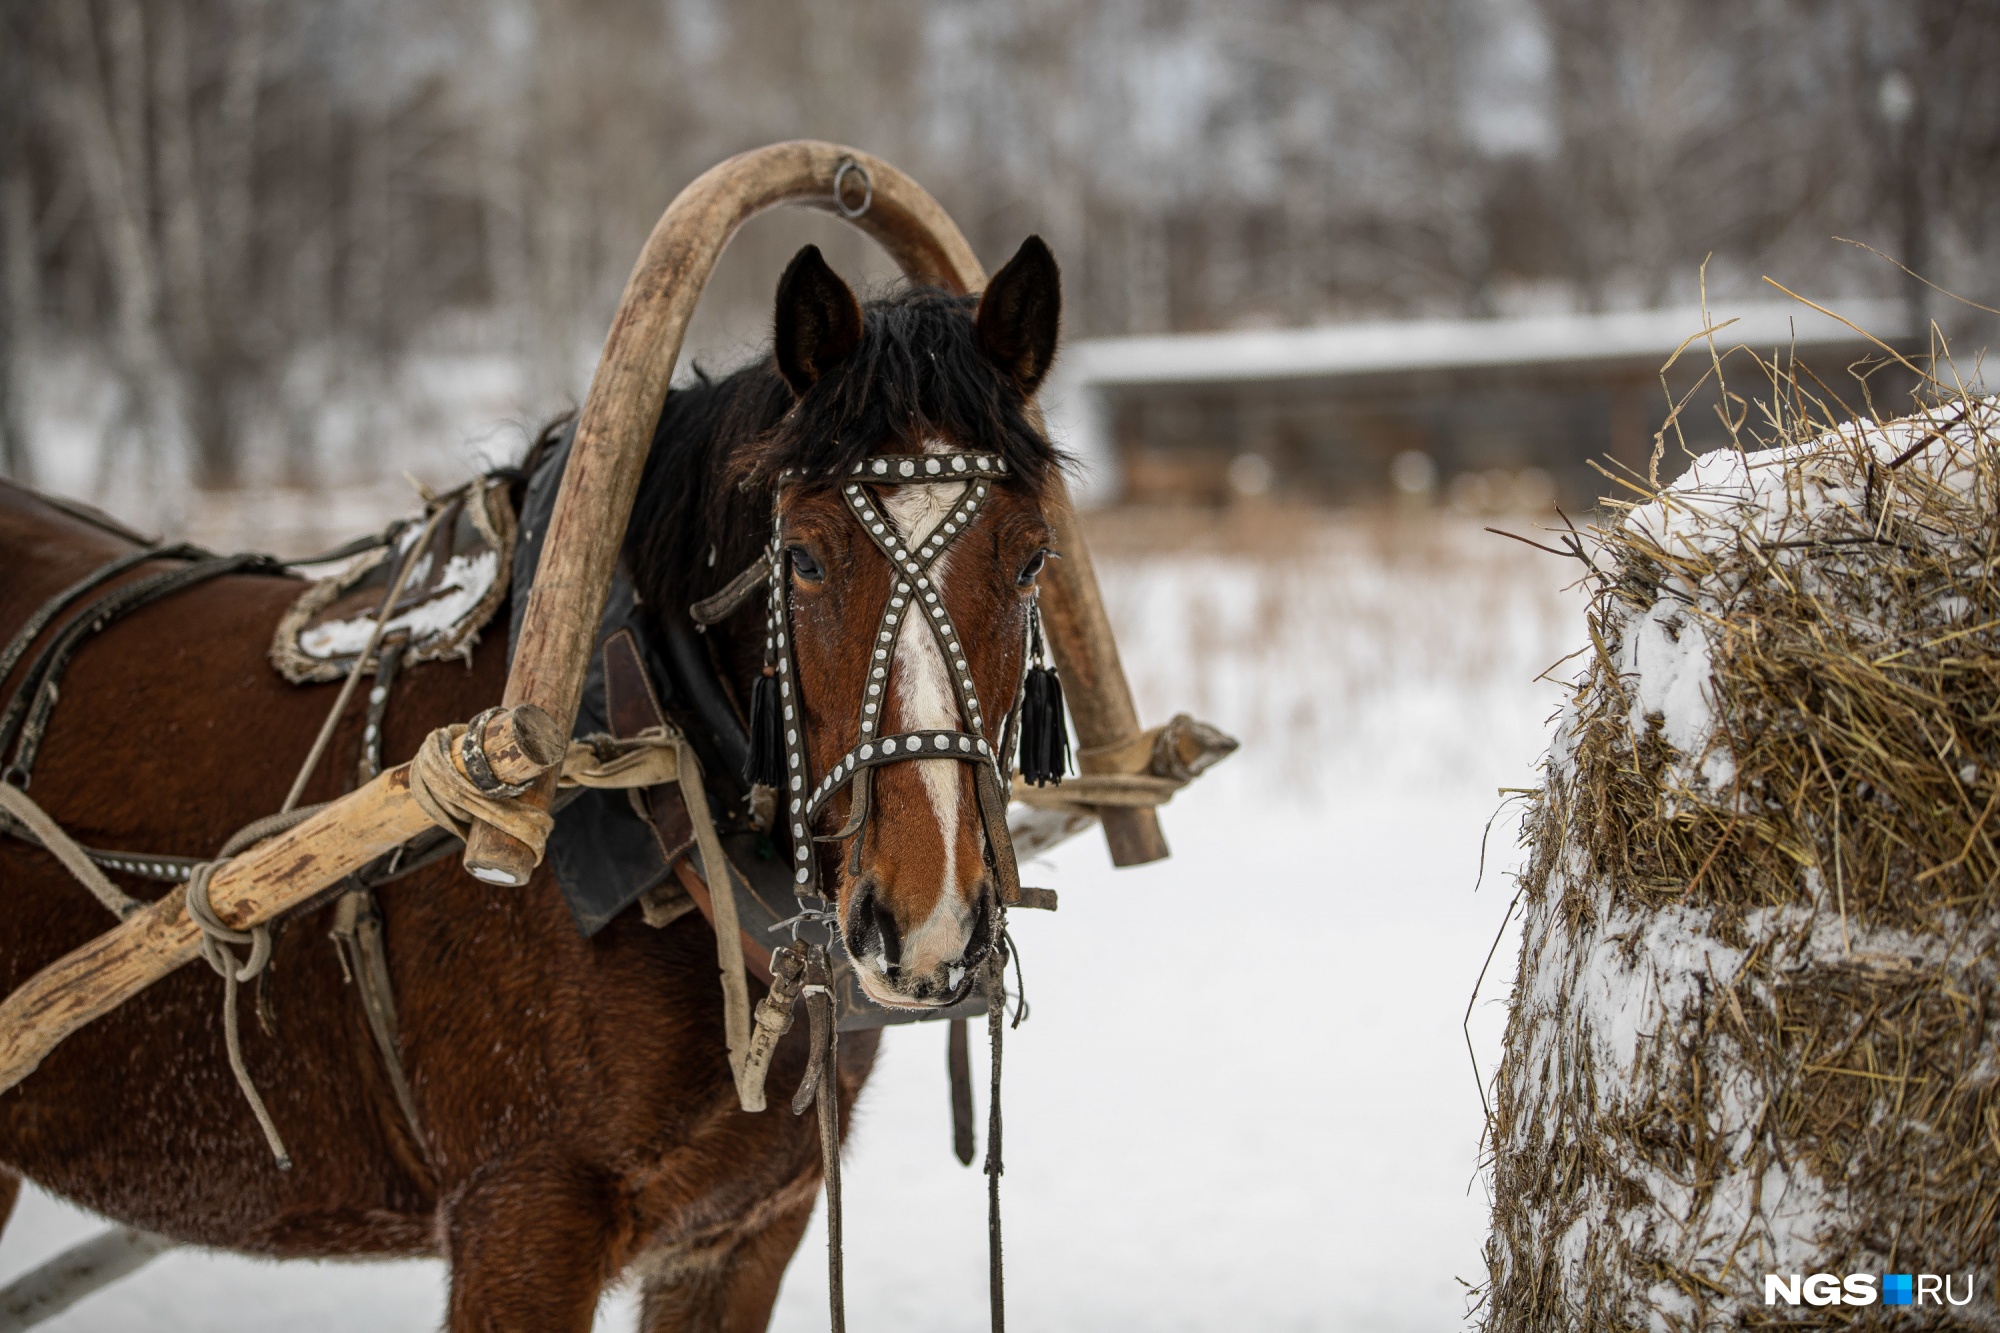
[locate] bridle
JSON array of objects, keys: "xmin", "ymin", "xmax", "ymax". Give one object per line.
[
  {"xmin": 730, "ymin": 446, "xmax": 1055, "ymax": 1333},
  {"xmin": 757, "ymin": 449, "xmax": 1029, "ymax": 969}
]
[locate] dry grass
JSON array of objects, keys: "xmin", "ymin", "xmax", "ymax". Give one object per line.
[
  {"xmin": 1082, "ymin": 501, "xmax": 1579, "ymax": 794},
  {"xmin": 1480, "ymin": 336, "xmax": 2000, "ymax": 1329}
]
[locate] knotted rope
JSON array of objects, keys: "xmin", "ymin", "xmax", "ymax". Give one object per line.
[
  {"xmin": 89, "ymin": 718, "xmax": 654, "ymax": 1175},
  {"xmin": 6, "ymin": 708, "xmax": 691, "ymax": 1174},
  {"xmin": 166, "ymin": 712, "xmax": 586, "ymax": 1172},
  {"xmin": 181, "ymin": 804, "xmax": 325, "ymax": 1170}
]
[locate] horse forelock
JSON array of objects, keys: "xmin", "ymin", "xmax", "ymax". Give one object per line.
[
  {"xmin": 622, "ymin": 285, "xmax": 1067, "ymax": 625},
  {"xmin": 748, "ymin": 288, "xmax": 1066, "ymax": 491}
]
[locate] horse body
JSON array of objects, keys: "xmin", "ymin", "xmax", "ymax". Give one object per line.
[
  {"xmin": 0, "ymin": 235, "xmax": 1062, "ymax": 1330},
  {"xmin": 0, "ymin": 480, "xmax": 870, "ymax": 1328}
]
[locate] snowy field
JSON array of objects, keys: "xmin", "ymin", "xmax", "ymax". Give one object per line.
[{"xmin": 0, "ymin": 505, "xmax": 1583, "ymax": 1332}]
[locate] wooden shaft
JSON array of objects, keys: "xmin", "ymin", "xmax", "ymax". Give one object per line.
[
  {"xmin": 464, "ymin": 141, "xmax": 981, "ymax": 885},
  {"xmin": 1038, "ymin": 492, "xmax": 1169, "ymax": 865},
  {"xmin": 0, "ymin": 1224, "xmax": 176, "ymax": 1329},
  {"xmin": 0, "ymin": 708, "xmax": 557, "ymax": 1095},
  {"xmin": 476, "ymin": 703, "xmax": 565, "ymax": 785}
]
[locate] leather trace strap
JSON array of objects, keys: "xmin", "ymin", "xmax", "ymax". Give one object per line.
[
  {"xmin": 1, "ymin": 549, "xmax": 284, "ymax": 788},
  {"xmin": 689, "ymin": 551, "xmax": 772, "ymax": 626},
  {"xmin": 0, "ymin": 544, "xmax": 202, "ymax": 694}
]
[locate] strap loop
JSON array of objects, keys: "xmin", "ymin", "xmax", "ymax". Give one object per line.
[
  {"xmin": 406, "ymin": 725, "xmax": 555, "ymax": 854},
  {"xmin": 689, "ymin": 552, "xmax": 773, "ymax": 625}
]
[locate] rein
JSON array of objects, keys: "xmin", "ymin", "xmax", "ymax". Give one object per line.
[
  {"xmin": 723, "ymin": 447, "xmax": 1061, "ymax": 1333},
  {"xmin": 753, "ymin": 930, "xmax": 1014, "ymax": 1333},
  {"xmin": 0, "ymin": 547, "xmax": 286, "ymax": 789}
]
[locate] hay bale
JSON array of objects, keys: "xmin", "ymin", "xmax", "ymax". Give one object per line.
[{"xmin": 1480, "ymin": 394, "xmax": 2000, "ymax": 1329}]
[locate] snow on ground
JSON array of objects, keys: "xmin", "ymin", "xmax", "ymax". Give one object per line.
[{"xmin": 0, "ymin": 506, "xmax": 1581, "ymax": 1331}]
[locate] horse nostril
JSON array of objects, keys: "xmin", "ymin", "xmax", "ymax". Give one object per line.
[
  {"xmin": 871, "ymin": 893, "xmax": 902, "ymax": 969},
  {"xmin": 845, "ymin": 878, "xmax": 903, "ymax": 971},
  {"xmin": 962, "ymin": 882, "xmax": 997, "ymax": 965}
]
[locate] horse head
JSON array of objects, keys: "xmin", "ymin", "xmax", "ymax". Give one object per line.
[{"xmin": 749, "ymin": 237, "xmax": 1063, "ymax": 1008}]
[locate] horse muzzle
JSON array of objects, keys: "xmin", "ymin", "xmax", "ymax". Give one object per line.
[{"xmin": 843, "ymin": 874, "xmax": 996, "ymax": 1008}]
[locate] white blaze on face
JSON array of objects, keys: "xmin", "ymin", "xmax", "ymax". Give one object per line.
[{"xmin": 876, "ymin": 470, "xmax": 973, "ymax": 977}]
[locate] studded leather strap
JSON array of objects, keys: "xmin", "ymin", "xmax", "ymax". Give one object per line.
[{"xmin": 762, "ymin": 452, "xmax": 1021, "ymax": 906}]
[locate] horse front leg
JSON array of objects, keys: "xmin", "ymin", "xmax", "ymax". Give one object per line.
[
  {"xmin": 634, "ymin": 1195, "xmax": 816, "ymax": 1333},
  {"xmin": 442, "ymin": 1153, "xmax": 631, "ymax": 1333}
]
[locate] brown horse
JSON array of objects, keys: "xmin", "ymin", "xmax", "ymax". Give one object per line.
[{"xmin": 0, "ymin": 237, "xmax": 1063, "ymax": 1331}]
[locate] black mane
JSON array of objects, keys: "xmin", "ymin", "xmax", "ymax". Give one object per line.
[{"xmin": 616, "ymin": 286, "xmax": 1066, "ymax": 626}]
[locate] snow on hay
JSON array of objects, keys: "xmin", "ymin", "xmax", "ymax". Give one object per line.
[{"xmin": 1481, "ymin": 395, "xmax": 2000, "ymax": 1331}]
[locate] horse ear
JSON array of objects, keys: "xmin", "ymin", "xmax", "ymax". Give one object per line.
[
  {"xmin": 975, "ymin": 235, "xmax": 1061, "ymax": 393},
  {"xmin": 774, "ymin": 244, "xmax": 863, "ymax": 396}
]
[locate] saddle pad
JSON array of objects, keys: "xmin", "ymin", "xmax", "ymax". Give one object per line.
[{"xmin": 270, "ymin": 478, "xmax": 517, "ymax": 683}]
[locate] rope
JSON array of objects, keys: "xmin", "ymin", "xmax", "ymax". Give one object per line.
[
  {"xmin": 399, "ymin": 720, "xmax": 697, "ymax": 886},
  {"xmin": 1008, "ymin": 771, "xmax": 1181, "ymax": 809},
  {"xmin": 180, "ymin": 804, "xmax": 322, "ymax": 1172},
  {"xmin": 0, "ymin": 783, "xmax": 141, "ymax": 920},
  {"xmin": 558, "ymin": 729, "xmax": 680, "ymax": 789}
]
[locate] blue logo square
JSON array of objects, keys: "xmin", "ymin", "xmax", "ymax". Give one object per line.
[{"xmin": 1883, "ymin": 1274, "xmax": 1914, "ymax": 1306}]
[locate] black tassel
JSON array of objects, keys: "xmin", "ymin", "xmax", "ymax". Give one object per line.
[
  {"xmin": 746, "ymin": 667, "xmax": 786, "ymax": 788},
  {"xmin": 1018, "ymin": 663, "xmax": 1069, "ymax": 786}
]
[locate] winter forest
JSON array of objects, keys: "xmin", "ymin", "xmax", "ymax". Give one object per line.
[{"xmin": 3, "ymin": 0, "xmax": 1998, "ymax": 522}]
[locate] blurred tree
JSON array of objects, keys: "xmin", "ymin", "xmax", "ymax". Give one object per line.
[
  {"xmin": 0, "ymin": 2, "xmax": 37, "ymax": 481},
  {"xmin": 3, "ymin": 0, "xmax": 1995, "ymax": 496}
]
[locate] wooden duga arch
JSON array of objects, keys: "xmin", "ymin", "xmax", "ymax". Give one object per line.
[
  {"xmin": 467, "ymin": 138, "xmax": 1165, "ymax": 884},
  {"xmin": 0, "ymin": 141, "xmax": 1165, "ymax": 1094}
]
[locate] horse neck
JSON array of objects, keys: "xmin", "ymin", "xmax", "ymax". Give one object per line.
[{"xmin": 624, "ymin": 375, "xmax": 784, "ymax": 699}]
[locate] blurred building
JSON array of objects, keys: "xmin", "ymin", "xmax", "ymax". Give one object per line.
[{"xmin": 1048, "ymin": 299, "xmax": 1911, "ymax": 511}]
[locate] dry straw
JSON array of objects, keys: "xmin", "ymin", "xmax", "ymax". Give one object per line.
[{"xmin": 1479, "ymin": 318, "xmax": 2000, "ymax": 1330}]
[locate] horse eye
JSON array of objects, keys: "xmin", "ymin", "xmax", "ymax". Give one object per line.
[
  {"xmin": 1016, "ymin": 548, "xmax": 1052, "ymax": 587},
  {"xmin": 789, "ymin": 545, "xmax": 825, "ymax": 584}
]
